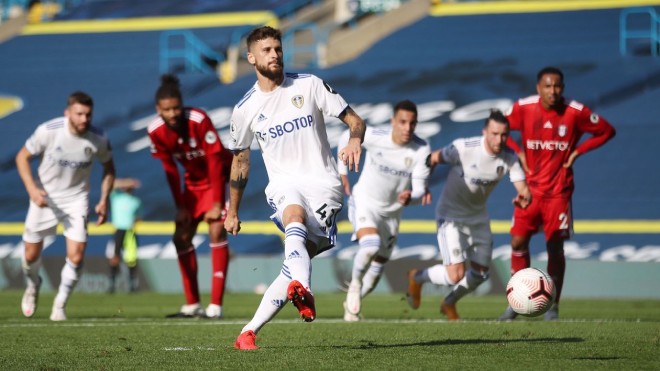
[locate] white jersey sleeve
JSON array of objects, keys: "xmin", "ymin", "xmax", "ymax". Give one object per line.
[
  {"xmin": 408, "ymin": 139, "xmax": 432, "ymax": 203},
  {"xmin": 229, "ymin": 87, "xmax": 256, "ymax": 151},
  {"xmin": 508, "ymin": 156, "xmax": 525, "ymax": 183},
  {"xmin": 25, "ymin": 122, "xmax": 51, "ymax": 155},
  {"xmin": 311, "ymin": 75, "xmax": 349, "ymax": 118}
]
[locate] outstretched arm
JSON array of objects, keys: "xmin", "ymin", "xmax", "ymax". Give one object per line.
[
  {"xmin": 95, "ymin": 159, "xmax": 116, "ymax": 225},
  {"xmin": 204, "ymin": 152, "xmax": 224, "ymax": 221},
  {"xmin": 512, "ymin": 180, "xmax": 531, "ymax": 209},
  {"xmin": 337, "ymin": 106, "xmax": 365, "ymax": 172},
  {"xmin": 225, "ymin": 148, "xmax": 250, "ymax": 235},
  {"xmin": 16, "ymin": 146, "xmax": 48, "ymax": 207},
  {"xmin": 160, "ymin": 157, "xmax": 191, "ymax": 225}
]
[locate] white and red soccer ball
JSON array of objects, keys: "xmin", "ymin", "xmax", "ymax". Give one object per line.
[{"xmin": 506, "ymin": 267, "xmax": 556, "ymax": 317}]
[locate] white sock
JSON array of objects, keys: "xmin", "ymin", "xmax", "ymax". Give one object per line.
[
  {"xmin": 241, "ymin": 271, "xmax": 289, "ymax": 334},
  {"xmin": 54, "ymin": 258, "xmax": 81, "ymax": 309},
  {"xmin": 351, "ymin": 235, "xmax": 380, "ymax": 286},
  {"xmin": 22, "ymin": 254, "xmax": 41, "ymax": 287},
  {"xmin": 360, "ymin": 260, "xmax": 384, "ymax": 298},
  {"xmin": 444, "ymin": 269, "xmax": 488, "ymax": 305},
  {"xmin": 283, "ymin": 222, "xmax": 311, "ymax": 289},
  {"xmin": 425, "ymin": 264, "xmax": 456, "ymax": 286}
]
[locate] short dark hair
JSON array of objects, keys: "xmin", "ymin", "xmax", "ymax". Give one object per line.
[
  {"xmin": 246, "ymin": 26, "xmax": 282, "ymax": 50},
  {"xmin": 485, "ymin": 109, "xmax": 509, "ymax": 128},
  {"xmin": 537, "ymin": 66, "xmax": 564, "ymax": 83},
  {"xmin": 67, "ymin": 91, "xmax": 93, "ymax": 108},
  {"xmin": 393, "ymin": 99, "xmax": 417, "ymax": 117},
  {"xmin": 155, "ymin": 74, "xmax": 182, "ymax": 103}
]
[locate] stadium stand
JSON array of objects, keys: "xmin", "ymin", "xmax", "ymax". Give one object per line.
[{"xmin": 1, "ymin": 2, "xmax": 659, "ymax": 257}]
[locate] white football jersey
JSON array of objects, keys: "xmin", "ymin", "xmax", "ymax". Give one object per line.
[
  {"xmin": 338, "ymin": 126, "xmax": 431, "ymax": 214},
  {"xmin": 24, "ymin": 117, "xmax": 112, "ymax": 201},
  {"xmin": 436, "ymin": 136, "xmax": 524, "ymax": 224},
  {"xmin": 229, "ymin": 73, "xmax": 348, "ymax": 197}
]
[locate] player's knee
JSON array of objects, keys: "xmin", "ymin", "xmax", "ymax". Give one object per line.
[
  {"xmin": 511, "ymin": 235, "xmax": 530, "ymax": 252},
  {"xmin": 373, "ymin": 255, "xmax": 389, "ymax": 264},
  {"xmin": 447, "ymin": 270, "xmax": 464, "ymax": 284},
  {"xmin": 546, "ymin": 239, "xmax": 565, "ymax": 255},
  {"xmin": 67, "ymin": 254, "xmax": 84, "ymax": 266},
  {"xmin": 465, "ymin": 268, "xmax": 488, "ymax": 288},
  {"xmin": 172, "ymin": 235, "xmax": 192, "ymax": 251}
]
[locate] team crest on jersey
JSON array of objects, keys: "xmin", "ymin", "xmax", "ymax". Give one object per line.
[
  {"xmin": 291, "ymin": 95, "xmax": 304, "ymax": 109},
  {"xmin": 590, "ymin": 113, "xmax": 600, "ymax": 124},
  {"xmin": 558, "ymin": 125, "xmax": 567, "ymax": 137},
  {"xmin": 84, "ymin": 147, "xmax": 92, "ymax": 156},
  {"xmin": 204, "ymin": 131, "xmax": 217, "ymax": 144},
  {"xmin": 189, "ymin": 138, "xmax": 197, "ymax": 148},
  {"xmin": 405, "ymin": 157, "xmax": 413, "ymax": 168}
]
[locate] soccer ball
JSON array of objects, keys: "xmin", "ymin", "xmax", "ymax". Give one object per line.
[{"xmin": 506, "ymin": 267, "xmax": 556, "ymax": 317}]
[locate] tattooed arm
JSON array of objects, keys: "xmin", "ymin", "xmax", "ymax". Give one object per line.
[
  {"xmin": 225, "ymin": 148, "xmax": 250, "ymax": 235},
  {"xmin": 337, "ymin": 106, "xmax": 366, "ymax": 172}
]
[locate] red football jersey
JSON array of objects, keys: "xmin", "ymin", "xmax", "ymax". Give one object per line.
[
  {"xmin": 506, "ymin": 95, "xmax": 616, "ymax": 198},
  {"xmin": 148, "ymin": 107, "xmax": 227, "ymax": 191}
]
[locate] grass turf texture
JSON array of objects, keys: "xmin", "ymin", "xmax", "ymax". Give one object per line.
[{"xmin": 0, "ymin": 292, "xmax": 658, "ymax": 370}]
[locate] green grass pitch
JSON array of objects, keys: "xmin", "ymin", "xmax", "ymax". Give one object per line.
[{"xmin": 0, "ymin": 291, "xmax": 658, "ymax": 370}]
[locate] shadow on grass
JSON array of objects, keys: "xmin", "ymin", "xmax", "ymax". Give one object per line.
[{"xmin": 349, "ymin": 337, "xmax": 584, "ymax": 349}]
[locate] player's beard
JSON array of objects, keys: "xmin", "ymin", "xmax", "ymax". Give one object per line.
[{"xmin": 256, "ymin": 60, "xmax": 284, "ymax": 82}]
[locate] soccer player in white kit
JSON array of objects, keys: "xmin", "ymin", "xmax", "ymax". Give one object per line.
[
  {"xmin": 227, "ymin": 26, "xmax": 365, "ymax": 350},
  {"xmin": 339, "ymin": 100, "xmax": 432, "ymax": 322},
  {"xmin": 15, "ymin": 91, "xmax": 116, "ymax": 321},
  {"xmin": 406, "ymin": 110, "xmax": 530, "ymax": 320}
]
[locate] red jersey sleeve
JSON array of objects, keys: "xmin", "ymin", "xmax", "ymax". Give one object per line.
[
  {"xmin": 574, "ymin": 106, "xmax": 616, "ymax": 155},
  {"xmin": 148, "ymin": 130, "xmax": 172, "ymax": 161},
  {"xmin": 197, "ymin": 113, "xmax": 223, "ymax": 156},
  {"xmin": 506, "ymin": 101, "xmax": 523, "ymax": 153},
  {"xmin": 195, "ymin": 110, "xmax": 225, "ymax": 203}
]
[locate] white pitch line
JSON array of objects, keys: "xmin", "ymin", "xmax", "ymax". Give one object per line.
[{"xmin": 0, "ymin": 317, "xmax": 649, "ymax": 328}]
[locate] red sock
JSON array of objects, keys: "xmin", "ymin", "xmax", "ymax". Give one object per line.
[
  {"xmin": 547, "ymin": 250, "xmax": 566, "ymax": 303},
  {"xmin": 210, "ymin": 241, "xmax": 229, "ymax": 306},
  {"xmin": 511, "ymin": 250, "xmax": 530, "ymax": 274},
  {"xmin": 177, "ymin": 247, "xmax": 200, "ymax": 305}
]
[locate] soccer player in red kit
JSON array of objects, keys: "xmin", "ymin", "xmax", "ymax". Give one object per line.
[
  {"xmin": 148, "ymin": 74, "xmax": 232, "ymax": 318},
  {"xmin": 499, "ymin": 66, "xmax": 616, "ymax": 321}
]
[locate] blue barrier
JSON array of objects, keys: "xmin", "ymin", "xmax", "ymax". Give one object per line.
[
  {"xmin": 619, "ymin": 6, "xmax": 659, "ymax": 56},
  {"xmin": 159, "ymin": 30, "xmax": 225, "ymax": 74}
]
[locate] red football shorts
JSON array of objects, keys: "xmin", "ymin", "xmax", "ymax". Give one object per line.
[
  {"xmin": 183, "ymin": 186, "xmax": 226, "ymax": 220},
  {"xmin": 510, "ymin": 196, "xmax": 572, "ymax": 241}
]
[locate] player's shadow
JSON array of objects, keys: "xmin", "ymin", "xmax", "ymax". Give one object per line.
[{"xmin": 348, "ymin": 337, "xmax": 583, "ymax": 349}]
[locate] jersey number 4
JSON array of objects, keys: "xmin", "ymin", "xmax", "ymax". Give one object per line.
[{"xmin": 315, "ymin": 203, "xmax": 338, "ymax": 227}]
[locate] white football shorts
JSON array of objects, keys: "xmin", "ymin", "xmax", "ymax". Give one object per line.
[
  {"xmin": 23, "ymin": 197, "xmax": 89, "ymax": 243},
  {"xmin": 436, "ymin": 219, "xmax": 492, "ymax": 267},
  {"xmin": 266, "ymin": 183, "xmax": 342, "ymax": 255},
  {"xmin": 348, "ymin": 195, "xmax": 400, "ymax": 258}
]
